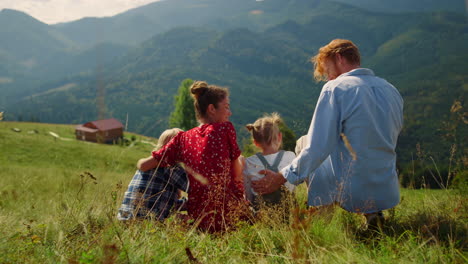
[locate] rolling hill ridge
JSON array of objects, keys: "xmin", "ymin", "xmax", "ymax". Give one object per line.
[{"xmin": 0, "ymin": 0, "xmax": 466, "ymax": 167}]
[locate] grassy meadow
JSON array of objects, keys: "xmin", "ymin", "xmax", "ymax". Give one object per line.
[{"xmin": 0, "ymin": 121, "xmax": 466, "ymax": 263}]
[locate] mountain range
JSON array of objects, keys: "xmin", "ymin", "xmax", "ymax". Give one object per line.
[{"xmin": 0, "ymin": 0, "xmax": 467, "ymax": 167}]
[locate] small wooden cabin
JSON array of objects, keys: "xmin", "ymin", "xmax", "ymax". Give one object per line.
[{"xmin": 75, "ymin": 118, "xmax": 124, "ymax": 143}]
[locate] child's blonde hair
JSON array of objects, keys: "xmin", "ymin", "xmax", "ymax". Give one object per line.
[
  {"xmin": 245, "ymin": 113, "xmax": 283, "ymax": 150},
  {"xmin": 154, "ymin": 128, "xmax": 183, "ymax": 151}
]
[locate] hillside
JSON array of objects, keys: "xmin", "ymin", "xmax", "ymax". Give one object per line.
[
  {"xmin": 52, "ymin": 0, "xmax": 326, "ymax": 46},
  {"xmin": 332, "ymin": 0, "xmax": 465, "ymax": 13},
  {"xmin": 0, "ymin": 9, "xmax": 76, "ymax": 63},
  {"xmin": 52, "ymin": 0, "xmax": 467, "ymax": 47},
  {"xmin": 1, "ymin": 0, "xmax": 465, "ymax": 88},
  {"xmin": 0, "ymin": 0, "xmax": 466, "ymax": 171},
  {"xmin": 0, "ymin": 9, "xmax": 74, "ymax": 107},
  {"xmin": 4, "ymin": 5, "xmax": 467, "ymax": 167},
  {"xmin": 0, "ymin": 121, "xmax": 466, "ymax": 263},
  {"xmin": 1, "ymin": 0, "xmax": 323, "ymax": 109},
  {"xmin": 0, "ymin": 121, "xmax": 157, "ymax": 174},
  {"xmin": 0, "ymin": 9, "xmax": 131, "ymax": 109}
]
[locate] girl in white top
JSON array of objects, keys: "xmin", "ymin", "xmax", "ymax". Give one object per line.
[{"xmin": 243, "ymin": 113, "xmax": 296, "ymax": 207}]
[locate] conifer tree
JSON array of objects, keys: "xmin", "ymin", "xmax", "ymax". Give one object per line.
[
  {"xmin": 279, "ymin": 121, "xmax": 296, "ymax": 152},
  {"xmin": 169, "ymin": 79, "xmax": 198, "ymax": 130}
]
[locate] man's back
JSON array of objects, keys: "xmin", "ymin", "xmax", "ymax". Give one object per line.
[
  {"xmin": 326, "ymin": 68, "xmax": 403, "ymax": 212},
  {"xmin": 261, "ymin": 39, "xmax": 405, "ymax": 215}
]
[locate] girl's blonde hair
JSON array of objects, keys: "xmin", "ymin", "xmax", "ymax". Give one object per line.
[
  {"xmin": 154, "ymin": 128, "xmax": 183, "ymax": 151},
  {"xmin": 245, "ymin": 113, "xmax": 283, "ymax": 150}
]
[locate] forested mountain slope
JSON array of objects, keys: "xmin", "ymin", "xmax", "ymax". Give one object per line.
[
  {"xmin": 0, "ymin": 9, "xmax": 129, "ymax": 108},
  {"xmin": 1, "ymin": 0, "xmax": 466, "ymax": 169},
  {"xmin": 4, "ymin": 5, "xmax": 466, "ymax": 167},
  {"xmin": 52, "ymin": 0, "xmax": 325, "ymax": 46},
  {"xmin": 332, "ymin": 0, "xmax": 465, "ymax": 13}
]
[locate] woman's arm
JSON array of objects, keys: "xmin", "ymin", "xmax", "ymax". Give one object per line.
[
  {"xmin": 232, "ymin": 156, "xmax": 244, "ymax": 184},
  {"xmin": 141, "ymin": 132, "xmax": 181, "ymax": 172},
  {"xmin": 137, "ymin": 156, "xmax": 159, "ymax": 172}
]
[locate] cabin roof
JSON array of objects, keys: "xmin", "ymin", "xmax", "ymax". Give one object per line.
[
  {"xmin": 75, "ymin": 125, "xmax": 98, "ymax": 133},
  {"xmin": 81, "ymin": 118, "xmax": 124, "ymax": 131}
]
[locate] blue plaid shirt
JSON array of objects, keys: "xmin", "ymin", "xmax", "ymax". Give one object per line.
[{"xmin": 117, "ymin": 165, "xmax": 188, "ymax": 221}]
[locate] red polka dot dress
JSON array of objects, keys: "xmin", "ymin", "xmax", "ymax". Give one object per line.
[{"xmin": 152, "ymin": 122, "xmax": 247, "ymax": 232}]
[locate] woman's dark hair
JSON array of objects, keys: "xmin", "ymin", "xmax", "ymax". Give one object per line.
[{"xmin": 190, "ymin": 81, "xmax": 229, "ymax": 120}]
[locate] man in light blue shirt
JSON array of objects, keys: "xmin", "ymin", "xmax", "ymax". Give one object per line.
[{"xmin": 252, "ymin": 39, "xmax": 403, "ymax": 223}]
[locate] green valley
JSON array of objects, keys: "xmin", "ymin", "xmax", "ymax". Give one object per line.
[{"xmin": 0, "ymin": 0, "xmax": 466, "ymax": 185}]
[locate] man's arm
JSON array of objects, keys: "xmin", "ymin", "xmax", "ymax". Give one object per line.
[
  {"xmin": 251, "ymin": 169, "xmax": 286, "ymax": 195},
  {"xmin": 252, "ymin": 85, "xmax": 342, "ymax": 194},
  {"xmin": 282, "ymin": 88, "xmax": 341, "ymax": 185}
]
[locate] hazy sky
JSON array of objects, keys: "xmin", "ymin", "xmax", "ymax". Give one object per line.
[{"xmin": 0, "ymin": 0, "xmax": 162, "ymax": 24}]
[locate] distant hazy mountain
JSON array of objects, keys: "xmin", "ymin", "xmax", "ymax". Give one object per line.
[
  {"xmin": 0, "ymin": 9, "xmax": 72, "ymax": 107},
  {"xmin": 0, "ymin": 0, "xmax": 336, "ymax": 107},
  {"xmin": 51, "ymin": 0, "xmax": 466, "ymax": 47},
  {"xmin": 0, "ymin": 9, "xmax": 75, "ymax": 69},
  {"xmin": 52, "ymin": 0, "xmax": 324, "ymax": 47},
  {"xmin": 0, "ymin": 9, "xmax": 130, "ymax": 107},
  {"xmin": 4, "ymin": 2, "xmax": 466, "ymax": 165},
  {"xmin": 1, "ymin": 0, "xmax": 466, "ymax": 165},
  {"xmin": 332, "ymin": 0, "xmax": 466, "ymax": 13}
]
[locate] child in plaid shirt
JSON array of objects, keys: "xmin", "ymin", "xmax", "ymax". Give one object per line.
[{"xmin": 117, "ymin": 128, "xmax": 188, "ymax": 221}]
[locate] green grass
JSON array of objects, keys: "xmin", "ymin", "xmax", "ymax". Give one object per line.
[{"xmin": 1, "ymin": 122, "xmax": 467, "ymax": 263}]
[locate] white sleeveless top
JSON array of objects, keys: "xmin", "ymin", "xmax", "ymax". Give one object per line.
[{"xmin": 243, "ymin": 151, "xmax": 296, "ymax": 202}]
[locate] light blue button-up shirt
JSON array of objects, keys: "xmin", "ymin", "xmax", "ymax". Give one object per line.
[{"xmin": 281, "ymin": 68, "xmax": 404, "ymax": 213}]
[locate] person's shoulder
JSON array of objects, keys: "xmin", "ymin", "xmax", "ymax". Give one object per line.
[
  {"xmin": 322, "ymin": 77, "xmax": 349, "ymax": 94},
  {"xmin": 323, "ymin": 77, "xmax": 366, "ymax": 97},
  {"xmin": 244, "ymin": 155, "xmax": 262, "ymax": 171},
  {"xmin": 282, "ymin": 150, "xmax": 296, "ymax": 161},
  {"xmin": 210, "ymin": 122, "xmax": 236, "ymax": 134},
  {"xmin": 213, "ymin": 121, "xmax": 234, "ymax": 129},
  {"xmin": 165, "ymin": 129, "xmax": 187, "ymax": 141},
  {"xmin": 184, "ymin": 126, "xmax": 198, "ymax": 135},
  {"xmin": 246, "ymin": 154, "xmax": 260, "ymax": 162}
]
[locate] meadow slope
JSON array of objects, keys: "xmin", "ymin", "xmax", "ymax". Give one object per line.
[{"xmin": 0, "ymin": 122, "xmax": 466, "ymax": 263}]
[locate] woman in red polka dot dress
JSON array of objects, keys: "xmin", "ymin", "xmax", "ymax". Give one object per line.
[{"xmin": 138, "ymin": 81, "xmax": 248, "ymax": 232}]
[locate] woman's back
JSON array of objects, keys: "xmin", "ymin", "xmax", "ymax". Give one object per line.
[{"xmin": 153, "ymin": 122, "xmax": 247, "ymax": 232}]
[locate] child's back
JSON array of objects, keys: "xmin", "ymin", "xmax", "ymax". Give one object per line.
[
  {"xmin": 118, "ymin": 166, "xmax": 187, "ymax": 220},
  {"xmin": 117, "ymin": 128, "xmax": 188, "ymax": 221},
  {"xmin": 243, "ymin": 113, "xmax": 296, "ymax": 210},
  {"xmin": 243, "ymin": 150, "xmax": 296, "ymax": 205}
]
